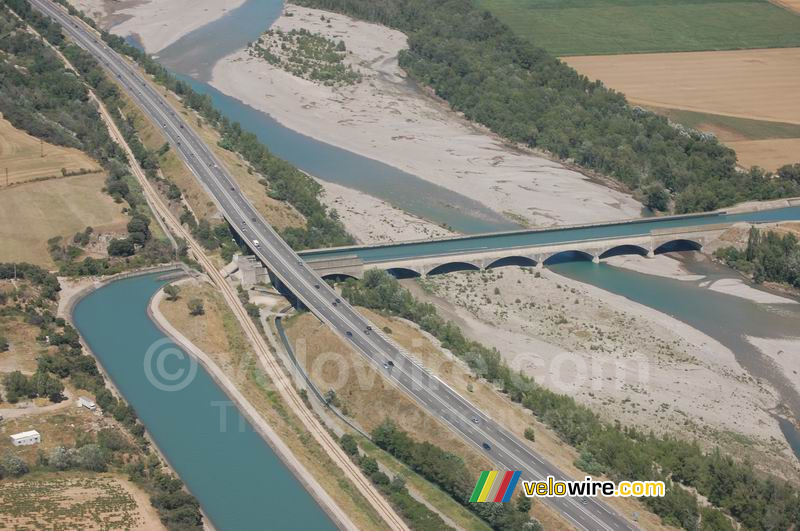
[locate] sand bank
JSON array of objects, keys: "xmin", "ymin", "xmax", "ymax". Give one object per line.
[
  {"xmin": 68, "ymin": 0, "xmax": 245, "ymax": 53},
  {"xmin": 210, "ymin": 4, "xmax": 642, "ymax": 229},
  {"xmin": 409, "ymin": 267, "xmax": 799, "ymax": 476},
  {"xmin": 320, "ymin": 180, "xmax": 452, "ymax": 244},
  {"xmin": 604, "ymin": 254, "xmax": 704, "ymax": 281},
  {"xmin": 748, "ymin": 336, "xmax": 800, "ymax": 397}
]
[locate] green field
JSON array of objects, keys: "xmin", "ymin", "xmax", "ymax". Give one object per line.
[
  {"xmin": 477, "ymin": 0, "xmax": 800, "ymax": 55},
  {"xmin": 650, "ymin": 107, "xmax": 800, "ymax": 140}
]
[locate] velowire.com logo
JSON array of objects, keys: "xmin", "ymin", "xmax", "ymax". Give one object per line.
[{"xmin": 469, "ymin": 471, "xmax": 522, "ymax": 502}]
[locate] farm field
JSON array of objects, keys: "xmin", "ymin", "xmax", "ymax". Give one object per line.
[
  {"xmin": 477, "ymin": 0, "xmax": 800, "ymax": 56},
  {"xmin": 564, "ymin": 48, "xmax": 800, "ymax": 170},
  {"xmin": 563, "ymin": 48, "xmax": 800, "ymax": 124},
  {"xmin": 0, "ymin": 117, "xmax": 100, "ymax": 186},
  {"xmin": 650, "ymin": 107, "xmax": 800, "ymax": 169},
  {"xmin": 0, "ymin": 173, "xmax": 128, "ymax": 267},
  {"xmin": 0, "ymin": 473, "xmax": 164, "ymax": 530}
]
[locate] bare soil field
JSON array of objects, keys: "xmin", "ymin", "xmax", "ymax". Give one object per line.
[
  {"xmin": 0, "ymin": 173, "xmax": 128, "ymax": 267},
  {"xmin": 727, "ymin": 138, "xmax": 800, "ymax": 171},
  {"xmin": 564, "ymin": 48, "xmax": 800, "ymax": 124},
  {"xmin": 0, "ymin": 117, "xmax": 100, "ymax": 186},
  {"xmin": 564, "ymin": 48, "xmax": 800, "ymax": 170},
  {"xmin": 771, "ymin": 0, "xmax": 800, "ymax": 14},
  {"xmin": 0, "ymin": 473, "xmax": 164, "ymax": 530}
]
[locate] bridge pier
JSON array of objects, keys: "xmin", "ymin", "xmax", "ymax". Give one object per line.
[
  {"xmin": 647, "ymin": 249, "xmax": 655, "ymax": 259},
  {"xmin": 592, "ymin": 254, "xmax": 600, "ymax": 264}
]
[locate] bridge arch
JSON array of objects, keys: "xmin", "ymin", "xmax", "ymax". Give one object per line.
[
  {"xmin": 599, "ymin": 244, "xmax": 649, "ymax": 260},
  {"xmin": 485, "ymin": 256, "xmax": 538, "ymax": 270},
  {"xmin": 386, "ymin": 267, "xmax": 422, "ymax": 279},
  {"xmin": 320, "ymin": 272, "xmax": 359, "ymax": 282},
  {"xmin": 426, "ymin": 261, "xmax": 481, "ymax": 277},
  {"xmin": 544, "ymin": 250, "xmax": 595, "ymax": 265},
  {"xmin": 654, "ymin": 239, "xmax": 702, "ymax": 254}
]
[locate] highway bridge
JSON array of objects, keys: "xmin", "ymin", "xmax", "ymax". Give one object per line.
[
  {"xmin": 29, "ymin": 1, "xmax": 799, "ymax": 528},
  {"xmin": 300, "ymin": 205, "xmax": 800, "ymax": 279}
]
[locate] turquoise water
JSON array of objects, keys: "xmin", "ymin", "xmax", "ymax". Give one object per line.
[
  {"xmin": 155, "ymin": 1, "xmax": 517, "ymax": 234},
  {"xmin": 300, "ymin": 206, "xmax": 800, "ymax": 262},
  {"xmin": 72, "ymin": 273, "xmax": 335, "ymax": 531},
  {"xmin": 551, "ymin": 259, "xmax": 800, "ymax": 459}
]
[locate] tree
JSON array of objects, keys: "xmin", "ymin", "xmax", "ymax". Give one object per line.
[
  {"xmin": 524, "ymin": 427, "xmax": 535, "ymax": 442},
  {"xmin": 340, "ymin": 433, "xmax": 359, "ymax": 456},
  {"xmin": 107, "ymin": 238, "xmax": 135, "ymax": 257},
  {"xmin": 644, "ymin": 183, "xmax": 670, "ymax": 212},
  {"xmin": 1, "ymin": 453, "xmax": 29, "ymax": 477},
  {"xmin": 187, "ymin": 298, "xmax": 205, "ymax": 316},
  {"xmin": 48, "ymin": 446, "xmax": 73, "ymax": 470},
  {"xmin": 31, "ymin": 370, "xmax": 64, "ymax": 402},
  {"xmin": 0, "ymin": 335, "xmax": 8, "ymax": 352},
  {"xmin": 164, "ymin": 284, "xmax": 180, "ymax": 302},
  {"xmin": 516, "ymin": 492, "xmax": 532, "ymax": 513},
  {"xmin": 3, "ymin": 371, "xmax": 32, "ymax": 403},
  {"xmin": 75, "ymin": 443, "xmax": 109, "ymax": 472}
]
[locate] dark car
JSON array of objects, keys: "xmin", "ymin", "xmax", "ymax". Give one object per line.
[
  {"xmin": 345, "ymin": 331, "xmax": 353, "ymax": 337},
  {"xmin": 482, "ymin": 442, "xmax": 491, "ymax": 451}
]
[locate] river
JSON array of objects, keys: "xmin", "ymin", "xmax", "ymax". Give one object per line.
[
  {"xmin": 72, "ymin": 273, "xmax": 335, "ymax": 531},
  {"xmin": 140, "ymin": 0, "xmax": 800, "ymax": 463}
]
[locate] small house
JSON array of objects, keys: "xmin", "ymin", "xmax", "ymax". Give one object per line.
[
  {"xmin": 77, "ymin": 397, "xmax": 97, "ymax": 411},
  {"xmin": 10, "ymin": 430, "xmax": 41, "ymax": 446}
]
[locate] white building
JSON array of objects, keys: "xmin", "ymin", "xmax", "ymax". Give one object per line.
[
  {"xmin": 77, "ymin": 397, "xmax": 96, "ymax": 411},
  {"xmin": 10, "ymin": 430, "xmax": 40, "ymax": 446}
]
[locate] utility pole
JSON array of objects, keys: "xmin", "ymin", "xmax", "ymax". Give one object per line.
[{"xmin": 40, "ymin": 138, "xmax": 44, "ymax": 158}]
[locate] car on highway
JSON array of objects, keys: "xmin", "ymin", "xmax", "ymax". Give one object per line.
[
  {"xmin": 252, "ymin": 239, "xmax": 260, "ymax": 248},
  {"xmin": 386, "ymin": 360, "xmax": 394, "ymax": 367},
  {"xmin": 383, "ymin": 363, "xmax": 389, "ymax": 370},
  {"xmin": 482, "ymin": 442, "xmax": 492, "ymax": 451},
  {"xmin": 471, "ymin": 417, "xmax": 479, "ymax": 424},
  {"xmin": 345, "ymin": 331, "xmax": 353, "ymax": 337}
]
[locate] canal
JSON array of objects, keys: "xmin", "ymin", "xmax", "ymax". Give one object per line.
[{"xmin": 72, "ymin": 273, "xmax": 335, "ymax": 531}]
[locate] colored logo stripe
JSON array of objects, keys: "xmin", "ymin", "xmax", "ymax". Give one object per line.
[
  {"xmin": 470, "ymin": 471, "xmax": 522, "ymax": 502},
  {"xmin": 498, "ymin": 471, "xmax": 522, "ymax": 502},
  {"xmin": 477, "ymin": 471, "xmax": 498, "ymax": 502}
]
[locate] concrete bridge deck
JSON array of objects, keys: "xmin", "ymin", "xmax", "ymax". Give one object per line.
[{"xmin": 304, "ymin": 223, "xmax": 731, "ymax": 279}]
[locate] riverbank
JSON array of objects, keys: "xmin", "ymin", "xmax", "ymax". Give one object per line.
[
  {"xmin": 148, "ymin": 279, "xmax": 357, "ymax": 531},
  {"xmin": 408, "ymin": 266, "xmax": 800, "ymax": 480},
  {"xmin": 320, "ymin": 181, "xmax": 453, "ymax": 244},
  {"xmin": 57, "ymin": 268, "xmax": 217, "ymax": 531},
  {"xmin": 68, "ymin": 0, "xmax": 246, "ymax": 53},
  {"xmin": 210, "ymin": 4, "xmax": 643, "ymax": 230}
]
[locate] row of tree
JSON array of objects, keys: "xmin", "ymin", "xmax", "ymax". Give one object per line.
[
  {"xmin": 342, "ymin": 270, "xmax": 799, "ymax": 529},
  {"xmin": 294, "ymin": 0, "xmax": 800, "ymax": 213},
  {"xmin": 371, "ymin": 420, "xmax": 541, "ymax": 530},
  {"xmin": 0, "ymin": 261, "xmax": 203, "ymax": 530},
  {"xmin": 338, "ymin": 433, "xmax": 454, "ymax": 530},
  {"xmin": 50, "ymin": 0, "xmax": 353, "ymax": 251},
  {"xmin": 715, "ymin": 226, "xmax": 800, "ymax": 288}
]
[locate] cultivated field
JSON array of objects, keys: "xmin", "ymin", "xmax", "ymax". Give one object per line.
[
  {"xmin": 0, "ymin": 473, "xmax": 164, "ymax": 530},
  {"xmin": 564, "ymin": 48, "xmax": 800, "ymax": 170},
  {"xmin": 0, "ymin": 173, "xmax": 128, "ymax": 266},
  {"xmin": 0, "ymin": 117, "xmax": 100, "ymax": 186},
  {"xmin": 478, "ymin": 0, "xmax": 800, "ymax": 55},
  {"xmin": 648, "ymin": 107, "xmax": 800, "ymax": 170}
]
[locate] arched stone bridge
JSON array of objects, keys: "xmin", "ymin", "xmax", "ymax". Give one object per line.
[{"xmin": 303, "ymin": 223, "xmax": 731, "ymax": 280}]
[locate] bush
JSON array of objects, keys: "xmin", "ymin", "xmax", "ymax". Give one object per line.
[
  {"xmin": 1, "ymin": 453, "xmax": 29, "ymax": 477},
  {"xmin": 107, "ymin": 238, "xmax": 136, "ymax": 257},
  {"xmin": 524, "ymin": 427, "xmax": 535, "ymax": 441},
  {"xmin": 187, "ymin": 298, "xmax": 205, "ymax": 316}
]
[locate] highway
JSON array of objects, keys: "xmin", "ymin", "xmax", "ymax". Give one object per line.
[{"xmin": 30, "ymin": 1, "xmax": 636, "ymax": 528}]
